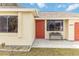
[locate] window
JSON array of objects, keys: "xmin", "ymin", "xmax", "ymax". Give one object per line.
[
  {"xmin": 0, "ymin": 16, "xmax": 18, "ymax": 33},
  {"xmin": 47, "ymin": 20, "xmax": 63, "ymax": 31}
]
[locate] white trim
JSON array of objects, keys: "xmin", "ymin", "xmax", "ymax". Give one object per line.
[
  {"xmin": 45, "ymin": 20, "xmax": 46, "ymax": 39},
  {"xmin": 0, "ymin": 8, "xmax": 35, "ymax": 12},
  {"xmin": 0, "ymin": 14, "xmax": 17, "ymax": 15},
  {"xmin": 0, "ymin": 15, "xmax": 18, "ymax": 36},
  {"xmin": 35, "ymin": 18, "xmax": 79, "ymax": 19},
  {"xmin": 0, "ymin": 8, "xmax": 37, "ymax": 16}
]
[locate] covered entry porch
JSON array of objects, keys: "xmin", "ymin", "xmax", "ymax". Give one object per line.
[
  {"xmin": 35, "ymin": 12, "xmax": 79, "ymax": 41},
  {"xmin": 33, "ymin": 19, "xmax": 79, "ymax": 48},
  {"xmin": 35, "ymin": 19, "xmax": 69, "ymax": 40},
  {"xmin": 35, "ymin": 19, "xmax": 79, "ymax": 41}
]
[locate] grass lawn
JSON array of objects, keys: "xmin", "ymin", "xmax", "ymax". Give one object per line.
[{"xmin": 0, "ymin": 48, "xmax": 79, "ymax": 56}]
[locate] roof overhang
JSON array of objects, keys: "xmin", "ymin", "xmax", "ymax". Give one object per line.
[
  {"xmin": 35, "ymin": 12, "xmax": 79, "ymax": 19},
  {"xmin": 0, "ymin": 8, "xmax": 38, "ymax": 16}
]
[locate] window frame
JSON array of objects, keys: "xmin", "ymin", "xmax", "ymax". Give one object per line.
[
  {"xmin": 47, "ymin": 20, "xmax": 63, "ymax": 31},
  {"xmin": 0, "ymin": 16, "xmax": 18, "ymax": 33},
  {"xmin": 0, "ymin": 15, "xmax": 19, "ymax": 36}
]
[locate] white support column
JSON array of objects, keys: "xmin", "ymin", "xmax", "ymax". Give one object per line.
[
  {"xmin": 22, "ymin": 12, "xmax": 35, "ymax": 45},
  {"xmin": 68, "ymin": 19, "xmax": 79, "ymax": 41}
]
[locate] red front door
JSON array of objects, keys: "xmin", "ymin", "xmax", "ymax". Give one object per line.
[
  {"xmin": 75, "ymin": 22, "xmax": 79, "ymax": 41},
  {"xmin": 35, "ymin": 20, "xmax": 45, "ymax": 39}
]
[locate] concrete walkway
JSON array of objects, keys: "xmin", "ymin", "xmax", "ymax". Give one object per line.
[{"xmin": 32, "ymin": 39, "xmax": 79, "ymax": 48}]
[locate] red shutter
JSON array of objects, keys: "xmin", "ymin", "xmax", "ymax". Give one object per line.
[{"xmin": 75, "ymin": 22, "xmax": 79, "ymax": 41}]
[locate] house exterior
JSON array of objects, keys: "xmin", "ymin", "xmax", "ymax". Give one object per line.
[
  {"xmin": 35, "ymin": 12, "xmax": 79, "ymax": 41},
  {"xmin": 0, "ymin": 3, "xmax": 37, "ymax": 51},
  {"xmin": 0, "ymin": 3, "xmax": 79, "ymax": 51}
]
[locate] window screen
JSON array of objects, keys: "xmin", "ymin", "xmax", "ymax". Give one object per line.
[
  {"xmin": 0, "ymin": 16, "xmax": 18, "ymax": 33},
  {"xmin": 47, "ymin": 20, "xmax": 63, "ymax": 31}
]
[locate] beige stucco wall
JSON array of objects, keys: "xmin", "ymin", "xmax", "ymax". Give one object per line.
[
  {"xmin": 0, "ymin": 11, "xmax": 19, "ymax": 45},
  {"xmin": 0, "ymin": 11, "xmax": 35, "ymax": 46}
]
